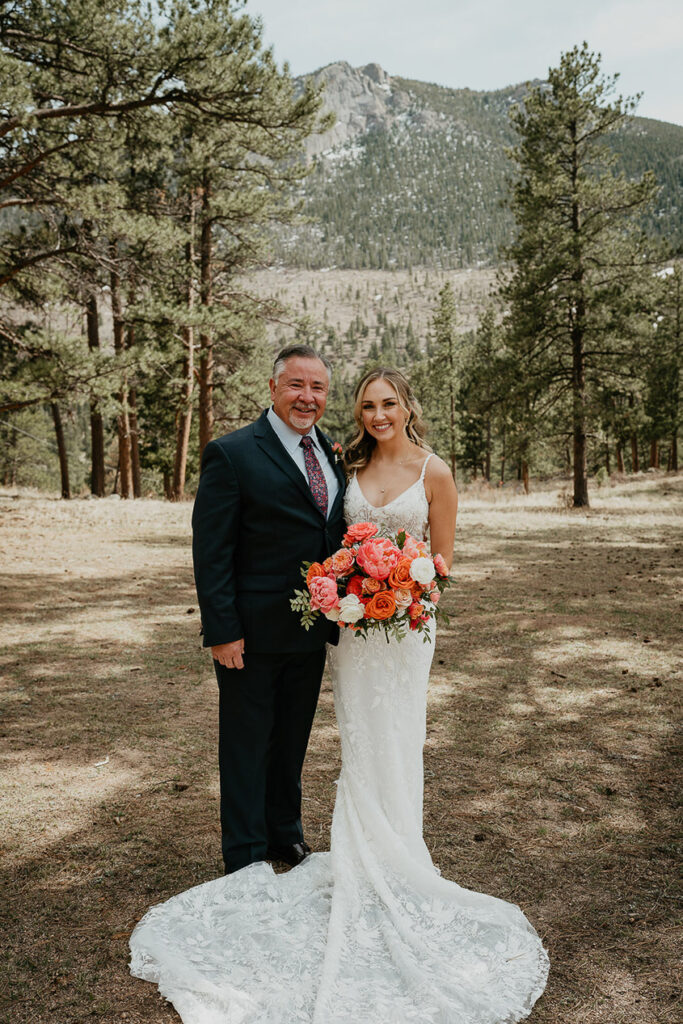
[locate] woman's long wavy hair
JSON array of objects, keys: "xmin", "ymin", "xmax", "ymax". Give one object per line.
[{"xmin": 343, "ymin": 367, "xmax": 431, "ymax": 476}]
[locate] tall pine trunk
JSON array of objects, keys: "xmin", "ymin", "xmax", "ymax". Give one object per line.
[
  {"xmin": 50, "ymin": 402, "xmax": 70, "ymax": 499},
  {"xmin": 649, "ymin": 439, "xmax": 659, "ymax": 469},
  {"xmin": 570, "ymin": 136, "xmax": 589, "ymax": 508},
  {"xmin": 198, "ymin": 171, "xmax": 214, "ymax": 458},
  {"xmin": 616, "ymin": 441, "xmax": 625, "ymax": 473},
  {"xmin": 110, "ymin": 254, "xmax": 133, "ymax": 499},
  {"xmin": 173, "ymin": 194, "xmax": 197, "ymax": 500},
  {"xmin": 126, "ymin": 312, "xmax": 142, "ymax": 498},
  {"xmin": 86, "ymin": 296, "xmax": 105, "ymax": 496},
  {"xmin": 484, "ymin": 417, "xmax": 491, "ymax": 481}
]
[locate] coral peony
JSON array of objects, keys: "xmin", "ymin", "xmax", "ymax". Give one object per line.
[
  {"xmin": 402, "ymin": 533, "xmax": 429, "ymax": 559},
  {"xmin": 308, "ymin": 576, "xmax": 340, "ymax": 614},
  {"xmin": 364, "ymin": 590, "xmax": 397, "ymax": 621},
  {"xmin": 343, "ymin": 521, "xmax": 379, "ymax": 547},
  {"xmin": 355, "ymin": 537, "xmax": 401, "ymax": 580}
]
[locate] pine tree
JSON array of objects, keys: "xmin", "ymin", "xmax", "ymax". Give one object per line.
[{"xmin": 501, "ymin": 44, "xmax": 658, "ymax": 506}]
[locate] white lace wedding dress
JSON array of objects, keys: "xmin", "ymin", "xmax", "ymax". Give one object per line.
[{"xmin": 130, "ymin": 459, "xmax": 549, "ymax": 1023}]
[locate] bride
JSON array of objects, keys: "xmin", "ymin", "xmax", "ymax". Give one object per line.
[{"xmin": 130, "ymin": 367, "xmax": 549, "ymax": 1023}]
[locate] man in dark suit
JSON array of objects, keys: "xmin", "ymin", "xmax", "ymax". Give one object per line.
[{"xmin": 192, "ymin": 345, "xmax": 346, "ymax": 875}]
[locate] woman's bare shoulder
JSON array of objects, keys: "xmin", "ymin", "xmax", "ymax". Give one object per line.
[{"xmin": 425, "ymin": 454, "xmax": 456, "ymax": 484}]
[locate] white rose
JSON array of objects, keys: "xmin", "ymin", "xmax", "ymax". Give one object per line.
[
  {"xmin": 337, "ymin": 594, "xmax": 365, "ymax": 623},
  {"xmin": 324, "ymin": 606, "xmax": 341, "ymax": 621},
  {"xmin": 409, "ymin": 557, "xmax": 436, "ymax": 585}
]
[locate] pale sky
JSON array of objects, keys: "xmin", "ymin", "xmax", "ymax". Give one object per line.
[{"xmin": 244, "ymin": 0, "xmax": 683, "ymax": 126}]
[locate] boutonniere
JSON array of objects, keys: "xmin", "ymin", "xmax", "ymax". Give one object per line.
[{"xmin": 332, "ymin": 441, "xmax": 343, "ymax": 464}]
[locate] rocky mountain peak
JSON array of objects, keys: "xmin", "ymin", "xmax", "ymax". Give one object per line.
[{"xmin": 302, "ymin": 61, "xmax": 407, "ymax": 157}]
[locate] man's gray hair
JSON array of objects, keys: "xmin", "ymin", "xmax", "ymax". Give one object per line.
[{"xmin": 272, "ymin": 344, "xmax": 332, "ymax": 384}]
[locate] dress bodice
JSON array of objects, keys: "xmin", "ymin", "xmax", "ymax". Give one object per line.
[{"xmin": 344, "ymin": 454, "xmax": 433, "ymax": 540}]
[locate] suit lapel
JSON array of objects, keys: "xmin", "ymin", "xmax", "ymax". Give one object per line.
[{"xmin": 254, "ymin": 411, "xmax": 325, "ymax": 518}]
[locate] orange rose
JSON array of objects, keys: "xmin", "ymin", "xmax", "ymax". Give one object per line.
[
  {"xmin": 306, "ymin": 562, "xmax": 326, "ymax": 589},
  {"xmin": 322, "ymin": 556, "xmax": 334, "ymax": 574},
  {"xmin": 362, "ymin": 577, "xmax": 383, "ymax": 595},
  {"xmin": 364, "ymin": 590, "xmax": 397, "ymax": 621},
  {"xmin": 387, "ymin": 557, "xmax": 413, "ymax": 591}
]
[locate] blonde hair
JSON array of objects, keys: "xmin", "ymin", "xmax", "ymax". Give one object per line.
[{"xmin": 344, "ymin": 367, "xmax": 431, "ymax": 475}]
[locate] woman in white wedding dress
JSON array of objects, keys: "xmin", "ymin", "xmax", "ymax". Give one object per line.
[{"xmin": 130, "ymin": 368, "xmax": 549, "ymax": 1023}]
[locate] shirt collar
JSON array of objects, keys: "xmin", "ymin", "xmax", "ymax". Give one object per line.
[{"xmin": 267, "ymin": 406, "xmax": 321, "ymax": 455}]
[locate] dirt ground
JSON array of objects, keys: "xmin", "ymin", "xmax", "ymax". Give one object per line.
[{"xmin": 0, "ymin": 474, "xmax": 681, "ymax": 1024}]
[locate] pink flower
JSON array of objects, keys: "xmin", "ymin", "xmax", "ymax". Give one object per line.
[
  {"xmin": 429, "ymin": 589, "xmax": 441, "ymax": 604},
  {"xmin": 393, "ymin": 588, "xmax": 413, "ymax": 609},
  {"xmin": 402, "ymin": 533, "xmax": 429, "ymax": 559},
  {"xmin": 343, "ymin": 521, "xmax": 379, "ymax": 547},
  {"xmin": 331, "ymin": 548, "xmax": 355, "ymax": 577},
  {"xmin": 355, "ymin": 537, "xmax": 402, "ymax": 580},
  {"xmin": 433, "ymin": 553, "xmax": 449, "ymax": 578},
  {"xmin": 407, "ymin": 600, "xmax": 424, "ymax": 620},
  {"xmin": 308, "ymin": 576, "xmax": 340, "ymax": 614}
]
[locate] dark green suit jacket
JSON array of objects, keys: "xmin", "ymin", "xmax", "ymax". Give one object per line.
[{"xmin": 192, "ymin": 410, "xmax": 346, "ymax": 654}]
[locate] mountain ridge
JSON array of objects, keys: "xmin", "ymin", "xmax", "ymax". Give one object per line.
[{"xmin": 273, "ymin": 62, "xmax": 683, "ymax": 269}]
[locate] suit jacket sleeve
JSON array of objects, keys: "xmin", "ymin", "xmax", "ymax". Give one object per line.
[{"xmin": 192, "ymin": 440, "xmax": 243, "ymax": 648}]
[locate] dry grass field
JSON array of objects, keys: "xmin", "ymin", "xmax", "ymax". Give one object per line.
[{"xmin": 0, "ymin": 474, "xmax": 681, "ymax": 1023}]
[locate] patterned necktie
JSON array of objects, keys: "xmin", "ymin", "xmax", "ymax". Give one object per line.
[{"xmin": 300, "ymin": 435, "xmax": 328, "ymax": 517}]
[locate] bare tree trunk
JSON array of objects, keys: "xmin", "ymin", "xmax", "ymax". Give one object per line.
[
  {"xmin": 570, "ymin": 132, "xmax": 589, "ymax": 508},
  {"xmin": 86, "ymin": 296, "xmax": 105, "ymax": 497},
  {"xmin": 649, "ymin": 439, "xmax": 659, "ymax": 469},
  {"xmin": 128, "ymin": 385, "xmax": 142, "ymax": 498},
  {"xmin": 670, "ymin": 433, "xmax": 678, "ymax": 472},
  {"xmin": 616, "ymin": 440, "xmax": 625, "ymax": 473},
  {"xmin": 163, "ymin": 470, "xmax": 174, "ymax": 501},
  {"xmin": 631, "ymin": 433, "xmax": 640, "ymax": 473},
  {"xmin": 604, "ymin": 433, "xmax": 611, "ymax": 475},
  {"xmin": 125, "ymin": 315, "xmax": 142, "ymax": 497},
  {"xmin": 198, "ymin": 170, "xmax": 214, "ymax": 459},
  {"xmin": 521, "ymin": 459, "xmax": 529, "ymax": 495},
  {"xmin": 173, "ymin": 193, "xmax": 197, "ymax": 500},
  {"xmin": 50, "ymin": 403, "xmax": 70, "ymax": 499},
  {"xmin": 484, "ymin": 417, "xmax": 491, "ymax": 481},
  {"xmin": 110, "ymin": 254, "xmax": 133, "ymax": 499},
  {"xmin": 500, "ymin": 425, "xmax": 506, "ymax": 483}
]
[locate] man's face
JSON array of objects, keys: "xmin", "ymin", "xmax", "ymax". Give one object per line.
[{"xmin": 269, "ymin": 356, "xmax": 330, "ymax": 435}]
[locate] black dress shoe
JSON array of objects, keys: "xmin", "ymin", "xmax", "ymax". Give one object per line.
[{"xmin": 266, "ymin": 841, "xmax": 311, "ymax": 866}]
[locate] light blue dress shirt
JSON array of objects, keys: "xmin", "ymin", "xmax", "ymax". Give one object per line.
[{"xmin": 266, "ymin": 406, "xmax": 340, "ymax": 517}]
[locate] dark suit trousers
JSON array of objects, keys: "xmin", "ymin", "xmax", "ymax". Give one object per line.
[{"xmin": 215, "ymin": 648, "xmax": 326, "ymax": 873}]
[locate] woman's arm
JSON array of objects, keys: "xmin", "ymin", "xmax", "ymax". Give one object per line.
[{"xmin": 425, "ymin": 457, "xmax": 458, "ymax": 570}]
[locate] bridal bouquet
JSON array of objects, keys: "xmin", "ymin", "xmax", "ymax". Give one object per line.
[{"xmin": 290, "ymin": 521, "xmax": 451, "ymax": 641}]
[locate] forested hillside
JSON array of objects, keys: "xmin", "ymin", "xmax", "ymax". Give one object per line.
[{"xmin": 270, "ymin": 66, "xmax": 683, "ymax": 269}]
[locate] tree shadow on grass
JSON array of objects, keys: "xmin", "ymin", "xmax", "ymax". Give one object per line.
[{"xmin": 1, "ymin": 519, "xmax": 680, "ymax": 1023}]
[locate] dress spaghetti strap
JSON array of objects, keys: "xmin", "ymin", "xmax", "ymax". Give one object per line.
[{"xmin": 419, "ymin": 453, "xmax": 434, "ymax": 483}]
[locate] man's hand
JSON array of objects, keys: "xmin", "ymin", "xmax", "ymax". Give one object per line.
[{"xmin": 211, "ymin": 639, "xmax": 245, "ymax": 670}]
